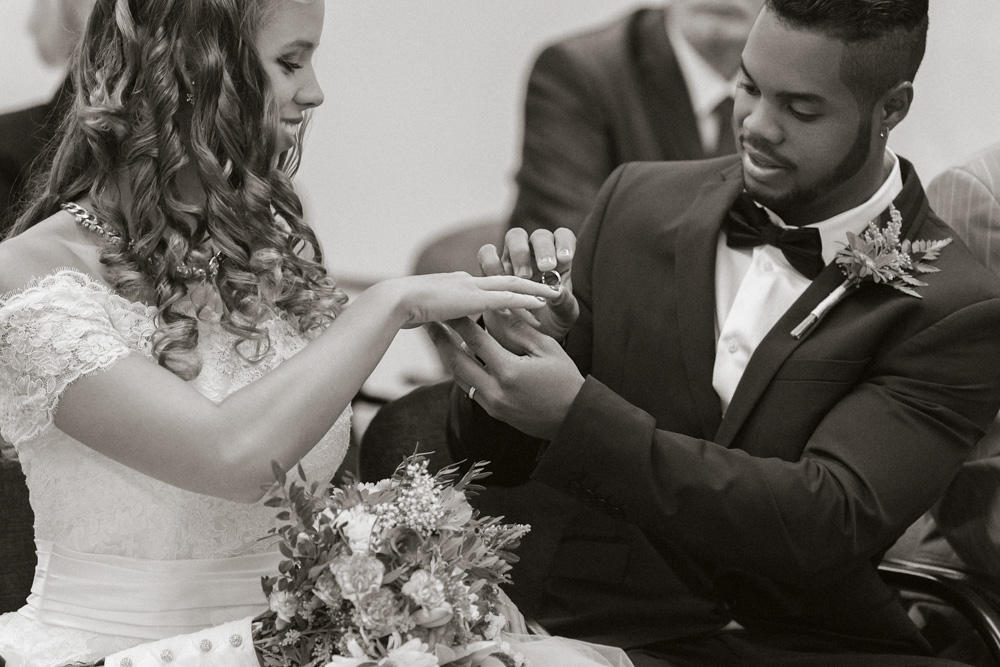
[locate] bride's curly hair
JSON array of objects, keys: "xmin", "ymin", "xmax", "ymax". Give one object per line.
[{"xmin": 12, "ymin": 0, "xmax": 347, "ymax": 380}]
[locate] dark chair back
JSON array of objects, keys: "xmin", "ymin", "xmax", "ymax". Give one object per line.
[{"xmin": 0, "ymin": 455, "xmax": 34, "ymax": 612}]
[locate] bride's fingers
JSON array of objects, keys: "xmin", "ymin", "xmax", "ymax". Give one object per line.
[{"xmin": 475, "ymin": 274, "xmax": 560, "ymax": 306}]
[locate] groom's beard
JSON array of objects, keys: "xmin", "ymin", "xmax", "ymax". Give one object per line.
[{"xmin": 748, "ymin": 116, "xmax": 874, "ymax": 219}]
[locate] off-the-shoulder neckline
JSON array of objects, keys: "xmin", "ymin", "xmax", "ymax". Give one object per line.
[{"xmin": 0, "ymin": 267, "xmax": 157, "ymax": 315}]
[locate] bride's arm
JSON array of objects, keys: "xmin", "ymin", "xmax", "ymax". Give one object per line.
[{"xmin": 0, "ymin": 249, "xmax": 558, "ymax": 503}]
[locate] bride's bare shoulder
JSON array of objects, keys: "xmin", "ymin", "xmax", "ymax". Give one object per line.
[{"xmin": 0, "ymin": 210, "xmax": 105, "ymax": 295}]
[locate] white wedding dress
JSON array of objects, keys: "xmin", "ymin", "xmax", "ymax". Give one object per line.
[{"xmin": 0, "ymin": 270, "xmax": 351, "ymax": 667}]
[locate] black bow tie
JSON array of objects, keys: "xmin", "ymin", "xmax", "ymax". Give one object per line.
[{"xmin": 722, "ymin": 193, "xmax": 825, "ymax": 279}]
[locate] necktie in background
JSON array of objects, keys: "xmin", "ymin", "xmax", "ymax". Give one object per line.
[{"xmin": 711, "ymin": 96, "xmax": 736, "ymax": 157}]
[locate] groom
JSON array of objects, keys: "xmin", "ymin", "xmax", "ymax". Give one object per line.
[{"xmin": 429, "ymin": 0, "xmax": 1000, "ymax": 664}]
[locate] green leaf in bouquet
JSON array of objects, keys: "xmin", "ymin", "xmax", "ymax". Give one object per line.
[
  {"xmin": 271, "ymin": 460, "xmax": 287, "ymax": 486},
  {"xmin": 308, "ymin": 563, "xmax": 330, "ymax": 579},
  {"xmin": 382, "ymin": 563, "xmax": 408, "ymax": 585}
]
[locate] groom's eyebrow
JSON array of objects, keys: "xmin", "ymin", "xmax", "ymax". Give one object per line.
[{"xmin": 740, "ymin": 59, "xmax": 827, "ymax": 106}]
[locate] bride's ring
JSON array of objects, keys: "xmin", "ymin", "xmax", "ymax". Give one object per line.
[{"xmin": 468, "ymin": 386, "xmax": 477, "ymax": 401}]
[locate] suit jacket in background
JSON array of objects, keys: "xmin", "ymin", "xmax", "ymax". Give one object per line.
[
  {"xmin": 927, "ymin": 141, "xmax": 1000, "ymax": 274},
  {"xmin": 0, "ymin": 78, "xmax": 72, "ymax": 235},
  {"xmin": 508, "ymin": 6, "xmax": 707, "ymax": 236},
  {"xmin": 910, "ymin": 142, "xmax": 1000, "ymax": 580},
  {"xmin": 451, "ymin": 156, "xmax": 1000, "ymax": 657}
]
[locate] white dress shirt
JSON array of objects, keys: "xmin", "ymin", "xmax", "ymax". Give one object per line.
[
  {"xmin": 712, "ymin": 150, "xmax": 903, "ymax": 412},
  {"xmin": 666, "ymin": 13, "xmax": 737, "ymax": 153}
]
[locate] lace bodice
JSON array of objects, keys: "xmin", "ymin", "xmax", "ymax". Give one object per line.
[{"xmin": 0, "ymin": 269, "xmax": 351, "ymax": 559}]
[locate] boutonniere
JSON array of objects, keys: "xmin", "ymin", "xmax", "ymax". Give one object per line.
[{"xmin": 791, "ymin": 204, "xmax": 952, "ymax": 339}]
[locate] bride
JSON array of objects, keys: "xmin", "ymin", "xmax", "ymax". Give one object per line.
[{"xmin": 0, "ymin": 0, "xmax": 571, "ymax": 664}]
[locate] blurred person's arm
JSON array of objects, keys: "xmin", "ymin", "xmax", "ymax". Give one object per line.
[
  {"xmin": 926, "ymin": 153, "xmax": 1000, "ymax": 577},
  {"xmin": 927, "ymin": 160, "xmax": 1000, "ymax": 274}
]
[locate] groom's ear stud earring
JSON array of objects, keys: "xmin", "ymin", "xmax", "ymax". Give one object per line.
[{"xmin": 879, "ymin": 127, "xmax": 888, "ymax": 139}]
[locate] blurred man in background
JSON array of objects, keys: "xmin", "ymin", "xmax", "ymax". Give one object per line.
[
  {"xmin": 509, "ymin": 0, "xmax": 763, "ymax": 236},
  {"xmin": 0, "ymin": 0, "xmax": 95, "ymax": 234},
  {"xmin": 416, "ymin": 0, "xmax": 764, "ymax": 275}
]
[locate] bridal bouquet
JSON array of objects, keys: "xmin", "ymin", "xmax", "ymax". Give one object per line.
[{"xmin": 252, "ymin": 455, "xmax": 531, "ymax": 667}]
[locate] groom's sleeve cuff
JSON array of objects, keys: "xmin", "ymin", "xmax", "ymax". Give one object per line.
[{"xmin": 532, "ymin": 375, "xmax": 658, "ymax": 520}]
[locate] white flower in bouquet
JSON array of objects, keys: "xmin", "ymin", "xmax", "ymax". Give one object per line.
[
  {"xmin": 268, "ymin": 589, "xmax": 300, "ymax": 625},
  {"xmin": 331, "ymin": 552, "xmax": 385, "ymax": 602},
  {"xmin": 313, "ymin": 570, "xmax": 342, "ymax": 607},
  {"xmin": 481, "ymin": 613, "xmax": 506, "ymax": 641},
  {"xmin": 357, "ymin": 588, "xmax": 411, "ymax": 637},
  {"xmin": 403, "ymin": 570, "xmax": 454, "ymax": 628},
  {"xmin": 334, "ymin": 504, "xmax": 380, "ymax": 553},
  {"xmin": 327, "ymin": 637, "xmax": 438, "ymax": 667}
]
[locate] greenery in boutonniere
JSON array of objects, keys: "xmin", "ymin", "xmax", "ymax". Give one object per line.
[{"xmin": 791, "ymin": 205, "xmax": 952, "ymax": 339}]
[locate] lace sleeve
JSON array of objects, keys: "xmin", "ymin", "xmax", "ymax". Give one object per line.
[{"xmin": 0, "ymin": 271, "xmax": 147, "ymax": 447}]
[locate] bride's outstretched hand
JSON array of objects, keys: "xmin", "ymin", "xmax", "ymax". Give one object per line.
[{"xmin": 376, "ymin": 271, "xmax": 560, "ymax": 328}]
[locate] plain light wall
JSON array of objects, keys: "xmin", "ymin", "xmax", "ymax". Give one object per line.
[{"xmin": 1, "ymin": 1, "xmax": 998, "ymax": 283}]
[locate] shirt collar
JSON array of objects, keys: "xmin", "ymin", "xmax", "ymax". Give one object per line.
[
  {"xmin": 666, "ymin": 9, "xmax": 737, "ymax": 120},
  {"xmin": 765, "ymin": 149, "xmax": 904, "ymax": 265}
]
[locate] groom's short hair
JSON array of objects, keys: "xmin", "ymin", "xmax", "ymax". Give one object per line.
[{"xmin": 766, "ymin": 0, "xmax": 928, "ymax": 110}]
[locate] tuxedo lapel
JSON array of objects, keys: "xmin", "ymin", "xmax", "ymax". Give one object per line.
[
  {"xmin": 630, "ymin": 8, "xmax": 705, "ymax": 161},
  {"xmin": 894, "ymin": 159, "xmax": 931, "ymax": 242},
  {"xmin": 673, "ymin": 161, "xmax": 743, "ymax": 439},
  {"xmin": 714, "ymin": 158, "xmax": 931, "ymax": 448}
]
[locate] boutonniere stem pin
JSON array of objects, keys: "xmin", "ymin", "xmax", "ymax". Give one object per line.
[{"xmin": 791, "ymin": 204, "xmax": 952, "ymax": 339}]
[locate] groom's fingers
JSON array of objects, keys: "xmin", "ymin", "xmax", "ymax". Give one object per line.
[
  {"xmin": 453, "ymin": 310, "xmax": 549, "ymax": 362},
  {"xmin": 424, "ymin": 322, "xmax": 495, "ymax": 397},
  {"xmin": 502, "ymin": 228, "xmax": 533, "ymax": 279},
  {"xmin": 546, "ymin": 284, "xmax": 580, "ymax": 332},
  {"xmin": 529, "ymin": 229, "xmax": 557, "ymax": 273},
  {"xmin": 553, "ymin": 227, "xmax": 576, "ymax": 275},
  {"xmin": 483, "ymin": 309, "xmax": 535, "ymax": 356},
  {"xmin": 446, "ymin": 316, "xmax": 521, "ymax": 370},
  {"xmin": 477, "ymin": 243, "xmax": 504, "ymax": 277}
]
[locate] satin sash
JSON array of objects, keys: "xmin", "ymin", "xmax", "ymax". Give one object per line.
[{"xmin": 20, "ymin": 539, "xmax": 280, "ymax": 640}]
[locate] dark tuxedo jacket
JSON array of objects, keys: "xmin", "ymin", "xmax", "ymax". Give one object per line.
[
  {"xmin": 0, "ymin": 78, "xmax": 71, "ymax": 235},
  {"xmin": 451, "ymin": 156, "xmax": 1000, "ymax": 655},
  {"xmin": 508, "ymin": 7, "xmax": 707, "ymax": 236}
]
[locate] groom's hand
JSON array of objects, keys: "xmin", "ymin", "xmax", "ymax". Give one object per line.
[
  {"xmin": 426, "ymin": 313, "xmax": 584, "ymax": 441},
  {"xmin": 478, "ymin": 228, "xmax": 579, "ymax": 341}
]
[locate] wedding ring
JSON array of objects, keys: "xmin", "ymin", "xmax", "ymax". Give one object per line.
[
  {"xmin": 468, "ymin": 386, "xmax": 477, "ymax": 401},
  {"xmin": 540, "ymin": 270, "xmax": 561, "ymax": 288}
]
